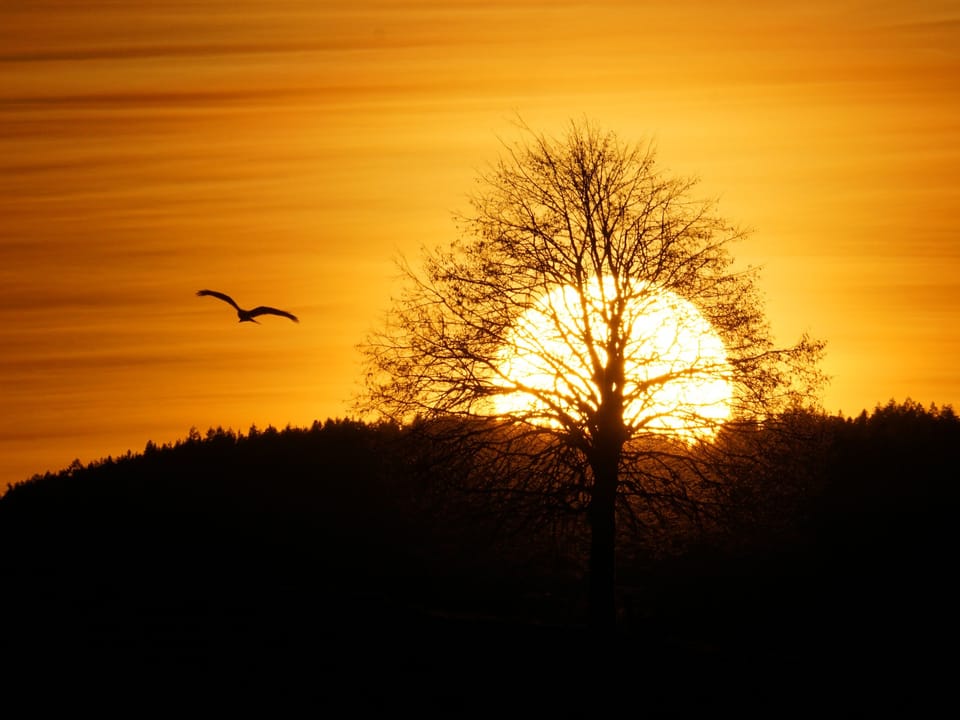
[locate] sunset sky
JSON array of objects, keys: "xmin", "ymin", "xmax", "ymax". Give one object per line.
[{"xmin": 2, "ymin": 0, "xmax": 958, "ymax": 488}]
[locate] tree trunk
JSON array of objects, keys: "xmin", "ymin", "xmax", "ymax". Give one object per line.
[
  {"xmin": 588, "ymin": 351, "xmax": 626, "ymax": 634},
  {"xmin": 588, "ymin": 444, "xmax": 619, "ymax": 634}
]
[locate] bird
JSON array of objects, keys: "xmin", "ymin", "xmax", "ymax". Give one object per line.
[{"xmin": 196, "ymin": 289, "xmax": 299, "ymax": 324}]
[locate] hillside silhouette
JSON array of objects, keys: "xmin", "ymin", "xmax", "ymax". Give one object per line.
[{"xmin": 1, "ymin": 403, "xmax": 956, "ymax": 711}]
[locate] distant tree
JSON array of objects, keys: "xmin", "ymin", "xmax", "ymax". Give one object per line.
[
  {"xmin": 364, "ymin": 119, "xmax": 824, "ymax": 631},
  {"xmin": 817, "ymin": 399, "xmax": 960, "ymax": 544}
]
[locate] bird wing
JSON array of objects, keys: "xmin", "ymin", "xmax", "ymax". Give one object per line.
[
  {"xmin": 196, "ymin": 289, "xmax": 241, "ymax": 310},
  {"xmin": 249, "ymin": 306, "xmax": 299, "ymax": 323}
]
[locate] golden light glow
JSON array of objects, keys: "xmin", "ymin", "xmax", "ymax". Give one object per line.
[
  {"xmin": 2, "ymin": 1, "xmax": 957, "ymax": 487},
  {"xmin": 493, "ymin": 279, "xmax": 733, "ymax": 441}
]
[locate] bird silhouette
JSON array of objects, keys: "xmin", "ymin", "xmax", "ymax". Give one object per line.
[{"xmin": 196, "ymin": 289, "xmax": 299, "ymax": 324}]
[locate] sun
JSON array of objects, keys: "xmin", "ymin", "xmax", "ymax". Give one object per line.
[{"xmin": 491, "ymin": 278, "xmax": 733, "ymax": 441}]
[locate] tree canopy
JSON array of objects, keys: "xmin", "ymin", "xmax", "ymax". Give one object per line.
[{"xmin": 361, "ymin": 119, "xmax": 823, "ymax": 431}]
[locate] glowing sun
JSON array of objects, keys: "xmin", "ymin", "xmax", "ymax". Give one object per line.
[{"xmin": 492, "ymin": 278, "xmax": 733, "ymax": 441}]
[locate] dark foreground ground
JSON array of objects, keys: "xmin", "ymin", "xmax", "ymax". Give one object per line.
[{"xmin": 1, "ymin": 528, "xmax": 950, "ymax": 717}]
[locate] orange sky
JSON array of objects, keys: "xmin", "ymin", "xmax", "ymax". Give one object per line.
[{"xmin": 2, "ymin": 0, "xmax": 958, "ymax": 488}]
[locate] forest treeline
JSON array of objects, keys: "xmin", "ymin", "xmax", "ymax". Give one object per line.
[{"xmin": 1, "ymin": 400, "xmax": 957, "ymax": 677}]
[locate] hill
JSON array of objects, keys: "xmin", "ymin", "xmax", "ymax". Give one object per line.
[{"xmin": 1, "ymin": 405, "xmax": 956, "ymax": 711}]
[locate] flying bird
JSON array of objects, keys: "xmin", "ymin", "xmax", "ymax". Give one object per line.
[{"xmin": 196, "ymin": 289, "xmax": 299, "ymax": 324}]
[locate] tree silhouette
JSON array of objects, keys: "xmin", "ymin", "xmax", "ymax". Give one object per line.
[{"xmin": 358, "ymin": 119, "xmax": 825, "ymax": 632}]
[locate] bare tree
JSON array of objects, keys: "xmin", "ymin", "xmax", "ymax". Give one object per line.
[{"xmin": 358, "ymin": 119, "xmax": 824, "ymax": 632}]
